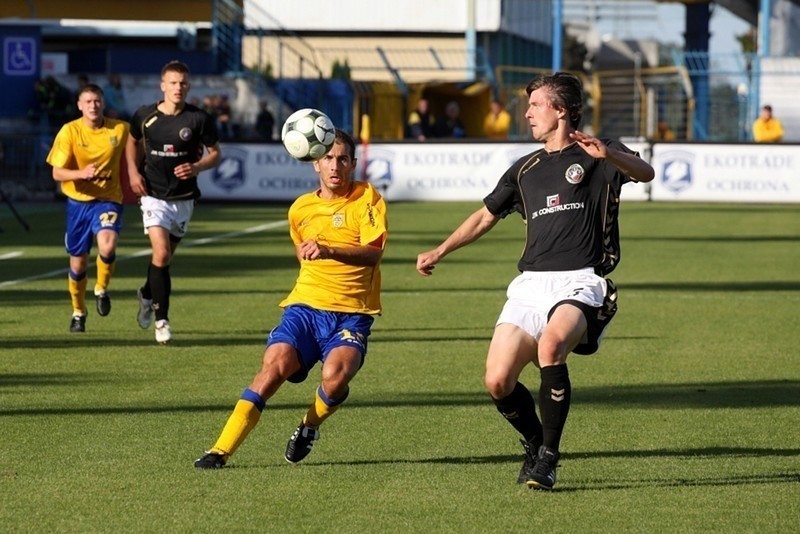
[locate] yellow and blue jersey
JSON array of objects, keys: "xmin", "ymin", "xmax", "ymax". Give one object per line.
[
  {"xmin": 280, "ymin": 181, "xmax": 387, "ymax": 315},
  {"xmin": 46, "ymin": 117, "xmax": 129, "ymax": 204}
]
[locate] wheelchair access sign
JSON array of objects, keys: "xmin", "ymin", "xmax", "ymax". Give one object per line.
[{"xmin": 4, "ymin": 37, "xmax": 36, "ymax": 76}]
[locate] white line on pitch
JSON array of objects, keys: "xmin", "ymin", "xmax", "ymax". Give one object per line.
[
  {"xmin": 0, "ymin": 251, "xmax": 23, "ymax": 260},
  {"xmin": 0, "ymin": 220, "xmax": 287, "ymax": 289}
]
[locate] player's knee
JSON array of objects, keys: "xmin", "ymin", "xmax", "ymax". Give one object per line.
[
  {"xmin": 261, "ymin": 345, "xmax": 299, "ymax": 379},
  {"xmin": 536, "ymin": 338, "xmax": 568, "ymax": 366},
  {"xmin": 484, "ymin": 371, "xmax": 514, "ymax": 398}
]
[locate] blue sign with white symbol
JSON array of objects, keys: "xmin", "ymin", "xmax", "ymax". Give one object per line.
[{"xmin": 4, "ymin": 37, "xmax": 36, "ymax": 75}]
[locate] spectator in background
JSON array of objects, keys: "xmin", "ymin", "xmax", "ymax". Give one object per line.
[
  {"xmin": 214, "ymin": 94, "xmax": 233, "ymax": 140},
  {"xmin": 406, "ymin": 98, "xmax": 436, "ymax": 141},
  {"xmin": 752, "ymin": 105, "xmax": 783, "ymax": 143},
  {"xmin": 73, "ymin": 74, "xmax": 90, "ymax": 118},
  {"xmin": 436, "ymin": 100, "xmax": 466, "ymax": 138},
  {"xmin": 255, "ymin": 101, "xmax": 276, "ymax": 141},
  {"xmin": 103, "ymin": 73, "xmax": 129, "ymax": 121},
  {"xmin": 483, "ymin": 99, "xmax": 511, "ymax": 139},
  {"xmin": 33, "ymin": 76, "xmax": 73, "ymax": 129},
  {"xmin": 651, "ymin": 119, "xmax": 676, "ymax": 141}
]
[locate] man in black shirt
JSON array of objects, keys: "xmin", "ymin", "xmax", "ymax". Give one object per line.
[
  {"xmin": 126, "ymin": 60, "xmax": 221, "ymax": 344},
  {"xmin": 416, "ymin": 73, "xmax": 654, "ymax": 490}
]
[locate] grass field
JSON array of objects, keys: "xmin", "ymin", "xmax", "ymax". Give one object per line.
[{"xmin": 1, "ymin": 199, "xmax": 799, "ymax": 532}]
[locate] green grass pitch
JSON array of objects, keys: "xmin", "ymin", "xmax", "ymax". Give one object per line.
[{"xmin": 1, "ymin": 200, "xmax": 798, "ymax": 531}]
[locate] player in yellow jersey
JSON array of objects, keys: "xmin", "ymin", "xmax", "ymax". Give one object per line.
[
  {"xmin": 195, "ymin": 128, "xmax": 387, "ymax": 469},
  {"xmin": 46, "ymin": 84, "xmax": 130, "ymax": 333}
]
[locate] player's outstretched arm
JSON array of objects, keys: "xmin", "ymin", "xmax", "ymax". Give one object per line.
[
  {"xmin": 416, "ymin": 205, "xmax": 499, "ymax": 276},
  {"xmin": 570, "ymin": 130, "xmax": 654, "ymax": 183}
]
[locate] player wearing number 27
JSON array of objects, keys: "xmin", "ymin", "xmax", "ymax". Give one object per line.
[
  {"xmin": 416, "ymin": 73, "xmax": 654, "ymax": 490},
  {"xmin": 195, "ymin": 128, "xmax": 388, "ymax": 469},
  {"xmin": 46, "ymin": 83, "xmax": 130, "ymax": 333}
]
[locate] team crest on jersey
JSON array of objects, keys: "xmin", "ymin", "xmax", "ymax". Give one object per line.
[
  {"xmin": 109, "ymin": 136, "xmax": 119, "ymax": 147},
  {"xmin": 565, "ymin": 163, "xmax": 585, "ymax": 184},
  {"xmin": 332, "ymin": 212, "xmax": 345, "ymax": 228},
  {"xmin": 179, "ymin": 127, "xmax": 192, "ymax": 141}
]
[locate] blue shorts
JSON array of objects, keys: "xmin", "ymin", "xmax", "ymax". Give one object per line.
[
  {"xmin": 65, "ymin": 199, "xmax": 123, "ymax": 257},
  {"xmin": 267, "ymin": 305, "xmax": 375, "ymax": 384}
]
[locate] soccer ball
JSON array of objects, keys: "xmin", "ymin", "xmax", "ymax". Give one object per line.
[{"xmin": 281, "ymin": 108, "xmax": 336, "ymax": 161}]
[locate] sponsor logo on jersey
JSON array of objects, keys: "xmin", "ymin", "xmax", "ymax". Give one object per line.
[
  {"xmin": 565, "ymin": 163, "xmax": 585, "ymax": 184},
  {"xmin": 332, "ymin": 212, "xmax": 345, "ymax": 227},
  {"xmin": 179, "ymin": 127, "xmax": 192, "ymax": 141},
  {"xmin": 531, "ymin": 198, "xmax": 585, "ymax": 220}
]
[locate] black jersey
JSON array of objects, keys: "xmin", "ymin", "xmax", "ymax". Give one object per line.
[
  {"xmin": 130, "ymin": 102, "xmax": 219, "ymax": 200},
  {"xmin": 483, "ymin": 139, "xmax": 636, "ymax": 276}
]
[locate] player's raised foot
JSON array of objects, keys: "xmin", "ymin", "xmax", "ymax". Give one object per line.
[
  {"xmin": 527, "ymin": 445, "xmax": 560, "ymax": 491},
  {"xmin": 517, "ymin": 437, "xmax": 542, "ymax": 484},
  {"xmin": 136, "ymin": 288, "xmax": 154, "ymax": 329},
  {"xmin": 69, "ymin": 313, "xmax": 86, "ymax": 333},
  {"xmin": 155, "ymin": 319, "xmax": 172, "ymax": 345},
  {"xmin": 95, "ymin": 290, "xmax": 111, "ymax": 317},
  {"xmin": 194, "ymin": 451, "xmax": 228, "ymax": 469},
  {"xmin": 285, "ymin": 422, "xmax": 320, "ymax": 463}
]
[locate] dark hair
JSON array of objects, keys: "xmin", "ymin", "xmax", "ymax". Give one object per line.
[
  {"xmin": 526, "ymin": 72, "xmax": 584, "ymax": 128},
  {"xmin": 763, "ymin": 105, "xmax": 773, "ymax": 112},
  {"xmin": 77, "ymin": 83, "xmax": 104, "ymax": 100},
  {"xmin": 161, "ymin": 60, "xmax": 190, "ymax": 78},
  {"xmin": 334, "ymin": 128, "xmax": 356, "ymax": 159}
]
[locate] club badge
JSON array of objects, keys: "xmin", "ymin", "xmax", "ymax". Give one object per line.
[
  {"xmin": 565, "ymin": 163, "xmax": 585, "ymax": 184},
  {"xmin": 332, "ymin": 212, "xmax": 345, "ymax": 228}
]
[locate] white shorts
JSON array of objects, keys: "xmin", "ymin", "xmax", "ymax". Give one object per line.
[
  {"xmin": 496, "ymin": 268, "xmax": 616, "ymax": 355},
  {"xmin": 140, "ymin": 196, "xmax": 195, "ymax": 239}
]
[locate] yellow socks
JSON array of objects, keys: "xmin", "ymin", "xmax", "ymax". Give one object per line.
[
  {"xmin": 303, "ymin": 386, "xmax": 349, "ymax": 428},
  {"xmin": 68, "ymin": 271, "xmax": 87, "ymax": 315},
  {"xmin": 95, "ymin": 254, "xmax": 115, "ymax": 294},
  {"xmin": 211, "ymin": 389, "xmax": 265, "ymax": 456}
]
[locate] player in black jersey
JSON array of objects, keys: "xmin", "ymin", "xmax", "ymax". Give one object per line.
[
  {"xmin": 126, "ymin": 60, "xmax": 221, "ymax": 344},
  {"xmin": 416, "ymin": 73, "xmax": 654, "ymax": 490}
]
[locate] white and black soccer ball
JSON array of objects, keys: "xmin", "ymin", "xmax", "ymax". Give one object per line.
[{"xmin": 281, "ymin": 108, "xmax": 336, "ymax": 161}]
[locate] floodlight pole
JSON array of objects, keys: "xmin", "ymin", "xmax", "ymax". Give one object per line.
[
  {"xmin": 466, "ymin": 0, "xmax": 476, "ymax": 81},
  {"xmin": 552, "ymin": 0, "xmax": 563, "ymax": 72}
]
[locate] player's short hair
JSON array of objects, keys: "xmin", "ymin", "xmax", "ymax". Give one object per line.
[
  {"xmin": 762, "ymin": 105, "xmax": 773, "ymax": 112},
  {"xmin": 526, "ymin": 72, "xmax": 584, "ymax": 128},
  {"xmin": 77, "ymin": 83, "xmax": 104, "ymax": 100},
  {"xmin": 161, "ymin": 60, "xmax": 190, "ymax": 78},
  {"xmin": 335, "ymin": 128, "xmax": 356, "ymax": 159}
]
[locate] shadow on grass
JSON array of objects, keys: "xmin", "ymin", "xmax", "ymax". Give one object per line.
[
  {"xmin": 621, "ymin": 280, "xmax": 800, "ymax": 292},
  {"xmin": 625, "ymin": 234, "xmax": 800, "ymax": 243},
  {"xmin": 307, "ymin": 445, "xmax": 800, "ymax": 468},
  {"xmin": 0, "ymin": 336, "xmax": 266, "ymax": 349},
  {"xmin": 2, "ymin": 380, "xmax": 799, "ymax": 416}
]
